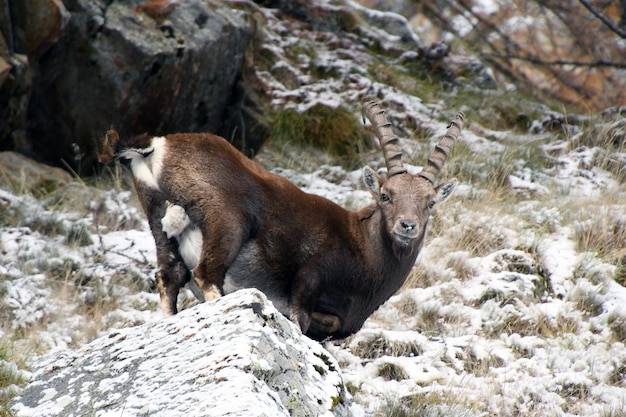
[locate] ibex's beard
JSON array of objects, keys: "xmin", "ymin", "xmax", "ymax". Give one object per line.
[
  {"xmin": 391, "ymin": 225, "xmax": 421, "ymax": 259},
  {"xmin": 392, "ymin": 239, "xmax": 417, "ymax": 260}
]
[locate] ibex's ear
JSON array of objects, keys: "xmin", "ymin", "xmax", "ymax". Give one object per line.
[
  {"xmin": 362, "ymin": 166, "xmax": 383, "ymax": 198},
  {"xmin": 434, "ymin": 179, "xmax": 457, "ymax": 204}
]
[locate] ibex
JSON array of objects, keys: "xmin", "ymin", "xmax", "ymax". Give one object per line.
[{"xmin": 99, "ymin": 102, "xmax": 464, "ymax": 340}]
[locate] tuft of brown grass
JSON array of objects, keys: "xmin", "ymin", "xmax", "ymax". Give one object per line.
[
  {"xmin": 607, "ymin": 311, "xmax": 626, "ymax": 343},
  {"xmin": 373, "ymin": 390, "xmax": 477, "ymax": 417},
  {"xmin": 377, "ymin": 362, "xmax": 409, "ymax": 381},
  {"xmin": 571, "ymin": 118, "xmax": 626, "ymax": 182},
  {"xmin": 484, "ymin": 306, "xmax": 579, "ymax": 339},
  {"xmin": 350, "ymin": 333, "xmax": 423, "ymax": 359},
  {"xmin": 574, "ymin": 213, "xmax": 626, "ymax": 262},
  {"xmin": 569, "ymin": 282, "xmax": 605, "ymax": 317}
]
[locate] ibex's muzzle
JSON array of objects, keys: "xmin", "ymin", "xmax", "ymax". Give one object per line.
[{"xmin": 394, "ymin": 218, "xmax": 420, "ymax": 242}]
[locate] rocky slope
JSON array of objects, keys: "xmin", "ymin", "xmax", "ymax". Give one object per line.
[{"xmin": 1, "ymin": 0, "xmax": 625, "ymax": 416}]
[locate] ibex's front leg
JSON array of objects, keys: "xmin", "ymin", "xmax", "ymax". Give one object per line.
[
  {"xmin": 290, "ymin": 264, "xmax": 343, "ymax": 338},
  {"xmin": 289, "ymin": 265, "xmax": 324, "ymax": 333}
]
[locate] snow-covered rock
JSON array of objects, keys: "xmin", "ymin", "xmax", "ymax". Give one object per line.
[{"xmin": 9, "ymin": 289, "xmax": 354, "ymax": 417}]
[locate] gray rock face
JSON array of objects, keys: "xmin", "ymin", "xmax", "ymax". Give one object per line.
[
  {"xmin": 9, "ymin": 289, "xmax": 354, "ymax": 417},
  {"xmin": 24, "ymin": 0, "xmax": 251, "ymax": 172}
]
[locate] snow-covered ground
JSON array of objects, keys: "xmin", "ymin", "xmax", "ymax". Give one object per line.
[{"xmin": 1, "ymin": 111, "xmax": 625, "ymax": 415}]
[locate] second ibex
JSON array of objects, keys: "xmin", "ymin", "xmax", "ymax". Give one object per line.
[{"xmin": 99, "ymin": 102, "xmax": 465, "ymax": 340}]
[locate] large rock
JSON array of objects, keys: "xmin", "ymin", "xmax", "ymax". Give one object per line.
[
  {"xmin": 23, "ymin": 0, "xmax": 251, "ymax": 172},
  {"xmin": 0, "ymin": 151, "xmax": 73, "ymax": 195},
  {"xmin": 9, "ymin": 289, "xmax": 354, "ymax": 417},
  {"xmin": 0, "ymin": 0, "xmax": 32, "ymax": 155},
  {"xmin": 11, "ymin": 0, "xmax": 70, "ymax": 55}
]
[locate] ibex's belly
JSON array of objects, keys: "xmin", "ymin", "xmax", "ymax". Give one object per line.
[{"xmin": 224, "ymin": 243, "xmax": 291, "ymax": 315}]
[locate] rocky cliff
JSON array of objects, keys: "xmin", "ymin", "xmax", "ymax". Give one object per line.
[{"xmin": 1, "ymin": 0, "xmax": 251, "ymax": 173}]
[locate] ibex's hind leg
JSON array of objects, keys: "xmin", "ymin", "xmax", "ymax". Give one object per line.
[{"xmin": 193, "ymin": 224, "xmax": 247, "ymax": 301}]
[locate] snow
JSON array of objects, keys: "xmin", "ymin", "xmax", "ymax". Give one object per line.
[{"xmin": 3, "ymin": 137, "xmax": 625, "ymax": 415}]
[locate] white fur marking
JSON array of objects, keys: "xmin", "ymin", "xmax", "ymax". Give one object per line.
[
  {"xmin": 150, "ymin": 136, "xmax": 166, "ymax": 189},
  {"xmin": 162, "ymin": 203, "xmax": 191, "ymax": 239}
]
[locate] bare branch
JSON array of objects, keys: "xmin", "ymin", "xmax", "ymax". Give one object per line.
[
  {"xmin": 484, "ymin": 53, "xmax": 626, "ymax": 69},
  {"xmin": 576, "ymin": 0, "xmax": 626, "ymax": 38}
]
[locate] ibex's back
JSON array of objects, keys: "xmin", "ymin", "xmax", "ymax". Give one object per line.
[{"xmin": 100, "ymin": 102, "xmax": 464, "ymax": 340}]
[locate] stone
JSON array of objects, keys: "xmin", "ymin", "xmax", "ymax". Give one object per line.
[
  {"xmin": 24, "ymin": 0, "xmax": 251, "ymax": 173},
  {"xmin": 0, "ymin": 152, "xmax": 73, "ymax": 195},
  {"xmin": 0, "ymin": 3, "xmax": 31, "ymax": 155},
  {"xmin": 11, "ymin": 0, "xmax": 71, "ymax": 55},
  {"xmin": 9, "ymin": 289, "xmax": 354, "ymax": 417}
]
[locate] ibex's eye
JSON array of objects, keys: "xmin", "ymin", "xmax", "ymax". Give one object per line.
[
  {"xmin": 381, "ymin": 192, "xmax": 391, "ymax": 203},
  {"xmin": 427, "ymin": 199, "xmax": 436, "ymax": 209}
]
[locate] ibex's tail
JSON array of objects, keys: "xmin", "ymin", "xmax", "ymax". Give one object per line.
[{"xmin": 98, "ymin": 130, "xmax": 121, "ymax": 165}]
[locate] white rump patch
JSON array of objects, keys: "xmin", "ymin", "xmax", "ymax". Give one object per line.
[
  {"xmin": 178, "ymin": 227, "xmax": 202, "ymax": 271},
  {"xmin": 119, "ymin": 136, "xmax": 167, "ymax": 190}
]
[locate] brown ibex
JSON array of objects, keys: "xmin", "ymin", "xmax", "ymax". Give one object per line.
[{"xmin": 99, "ymin": 102, "xmax": 464, "ymax": 340}]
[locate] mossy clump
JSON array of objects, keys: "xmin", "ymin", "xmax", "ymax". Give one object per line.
[{"xmin": 265, "ymin": 104, "xmax": 371, "ymax": 165}]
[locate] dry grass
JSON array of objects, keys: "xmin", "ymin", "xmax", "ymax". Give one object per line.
[
  {"xmin": 350, "ymin": 333, "xmax": 423, "ymax": 360},
  {"xmin": 607, "ymin": 311, "xmax": 626, "ymax": 343},
  {"xmin": 574, "ymin": 210, "xmax": 626, "ymax": 262},
  {"xmin": 483, "ymin": 306, "xmax": 579, "ymax": 339},
  {"xmin": 568, "ymin": 281, "xmax": 605, "ymax": 317},
  {"xmin": 571, "ymin": 118, "xmax": 626, "ymax": 182},
  {"xmin": 373, "ymin": 390, "xmax": 478, "ymax": 417},
  {"xmin": 0, "ymin": 340, "xmax": 30, "ymax": 416},
  {"xmin": 441, "ymin": 138, "xmax": 549, "ymax": 194},
  {"xmin": 404, "ymin": 260, "xmax": 454, "ymax": 288},
  {"xmin": 377, "ymin": 362, "xmax": 409, "ymax": 381}
]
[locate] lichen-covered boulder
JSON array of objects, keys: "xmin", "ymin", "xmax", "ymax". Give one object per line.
[
  {"xmin": 24, "ymin": 0, "xmax": 251, "ymax": 172},
  {"xmin": 9, "ymin": 289, "xmax": 354, "ymax": 417}
]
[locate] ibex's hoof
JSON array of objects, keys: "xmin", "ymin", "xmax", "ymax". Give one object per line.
[
  {"xmin": 311, "ymin": 312, "xmax": 342, "ymax": 334},
  {"xmin": 203, "ymin": 284, "xmax": 222, "ymax": 301},
  {"xmin": 160, "ymin": 298, "xmax": 177, "ymax": 316}
]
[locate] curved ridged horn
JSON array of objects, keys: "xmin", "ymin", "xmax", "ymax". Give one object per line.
[
  {"xmin": 418, "ymin": 112, "xmax": 465, "ymax": 184},
  {"xmin": 362, "ymin": 101, "xmax": 407, "ymax": 177}
]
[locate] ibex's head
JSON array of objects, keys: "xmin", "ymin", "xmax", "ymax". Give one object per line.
[{"xmin": 362, "ymin": 102, "xmax": 464, "ymax": 255}]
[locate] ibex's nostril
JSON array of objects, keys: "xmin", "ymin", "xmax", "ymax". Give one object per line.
[{"xmin": 401, "ymin": 221, "xmax": 416, "ymax": 231}]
